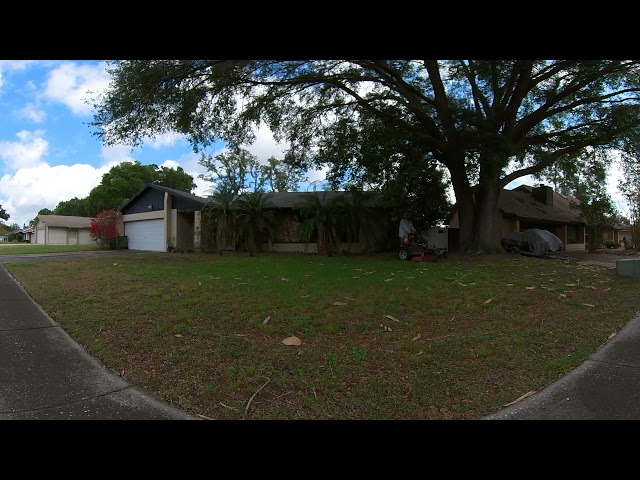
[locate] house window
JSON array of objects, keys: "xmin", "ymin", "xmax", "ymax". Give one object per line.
[{"xmin": 567, "ymin": 224, "xmax": 578, "ymax": 244}]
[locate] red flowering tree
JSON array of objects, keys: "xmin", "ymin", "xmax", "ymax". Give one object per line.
[{"xmin": 90, "ymin": 209, "xmax": 122, "ymax": 249}]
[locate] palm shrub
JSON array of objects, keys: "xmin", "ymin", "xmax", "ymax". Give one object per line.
[
  {"xmin": 234, "ymin": 191, "xmax": 277, "ymax": 254},
  {"xmin": 202, "ymin": 184, "xmax": 239, "ymax": 252},
  {"xmin": 297, "ymin": 192, "xmax": 345, "ymax": 256},
  {"xmin": 338, "ymin": 189, "xmax": 387, "ymax": 253}
]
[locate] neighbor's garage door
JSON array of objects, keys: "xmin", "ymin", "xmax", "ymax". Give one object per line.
[
  {"xmin": 37, "ymin": 227, "xmax": 45, "ymax": 244},
  {"xmin": 125, "ymin": 219, "xmax": 165, "ymax": 251}
]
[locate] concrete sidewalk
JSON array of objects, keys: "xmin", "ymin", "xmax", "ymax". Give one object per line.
[
  {"xmin": 0, "ymin": 264, "xmax": 198, "ymax": 420},
  {"xmin": 483, "ymin": 313, "xmax": 640, "ymax": 419}
]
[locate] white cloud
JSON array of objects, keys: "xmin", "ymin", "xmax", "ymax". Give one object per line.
[
  {"xmin": 0, "ymin": 163, "xmax": 110, "ymax": 227},
  {"xmin": 0, "ymin": 130, "xmax": 48, "ymax": 170},
  {"xmin": 146, "ymin": 132, "xmax": 186, "ymax": 149},
  {"xmin": 16, "ymin": 103, "xmax": 46, "ymax": 123},
  {"xmin": 244, "ymin": 123, "xmax": 288, "ymax": 162},
  {"xmin": 99, "ymin": 144, "xmax": 138, "ymax": 166},
  {"xmin": 41, "ymin": 61, "xmax": 111, "ymax": 116}
]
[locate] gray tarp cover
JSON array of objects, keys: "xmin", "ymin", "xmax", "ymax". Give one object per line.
[{"xmin": 511, "ymin": 228, "xmax": 564, "ymax": 256}]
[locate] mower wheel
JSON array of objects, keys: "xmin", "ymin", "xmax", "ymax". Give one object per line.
[{"xmin": 398, "ymin": 249, "xmax": 409, "ymax": 261}]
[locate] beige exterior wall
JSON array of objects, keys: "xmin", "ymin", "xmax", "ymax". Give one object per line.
[
  {"xmin": 163, "ymin": 193, "xmax": 171, "ymax": 252},
  {"xmin": 500, "ymin": 217, "xmax": 519, "ymax": 237},
  {"xmin": 121, "ymin": 211, "xmax": 164, "ymax": 222}
]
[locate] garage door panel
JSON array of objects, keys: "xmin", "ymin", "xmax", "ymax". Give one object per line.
[
  {"xmin": 37, "ymin": 227, "xmax": 45, "ymax": 244},
  {"xmin": 125, "ymin": 219, "xmax": 164, "ymax": 252}
]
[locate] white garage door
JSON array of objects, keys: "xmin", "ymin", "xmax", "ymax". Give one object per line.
[
  {"xmin": 125, "ymin": 219, "xmax": 165, "ymax": 251},
  {"xmin": 37, "ymin": 227, "xmax": 45, "ymax": 244}
]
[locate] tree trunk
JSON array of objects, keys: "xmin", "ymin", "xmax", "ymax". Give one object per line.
[{"xmin": 474, "ymin": 184, "xmax": 502, "ymax": 253}]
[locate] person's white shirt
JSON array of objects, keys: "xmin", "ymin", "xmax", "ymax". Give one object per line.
[{"xmin": 399, "ymin": 218, "xmax": 416, "ymax": 238}]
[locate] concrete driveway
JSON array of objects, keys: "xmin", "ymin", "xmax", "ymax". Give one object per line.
[{"xmin": 564, "ymin": 249, "xmax": 639, "ymax": 269}]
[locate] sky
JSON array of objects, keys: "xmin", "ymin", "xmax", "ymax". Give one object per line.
[{"xmin": 0, "ymin": 60, "xmax": 630, "ymax": 228}]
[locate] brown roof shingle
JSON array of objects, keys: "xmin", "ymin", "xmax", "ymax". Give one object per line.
[{"xmin": 499, "ymin": 185, "xmax": 583, "ymax": 224}]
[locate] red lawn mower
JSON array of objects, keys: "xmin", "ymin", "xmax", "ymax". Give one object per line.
[{"xmin": 397, "ymin": 219, "xmax": 448, "ymax": 262}]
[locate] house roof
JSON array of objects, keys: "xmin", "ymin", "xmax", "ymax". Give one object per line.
[
  {"xmin": 499, "ymin": 185, "xmax": 584, "ymax": 225},
  {"xmin": 119, "ymin": 183, "xmax": 210, "ymax": 211},
  {"xmin": 35, "ymin": 215, "xmax": 94, "ymax": 229},
  {"xmin": 123, "ymin": 184, "xmax": 382, "ymax": 212}
]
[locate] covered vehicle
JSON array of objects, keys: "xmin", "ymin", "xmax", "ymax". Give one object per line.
[{"xmin": 501, "ymin": 228, "xmax": 564, "ymax": 257}]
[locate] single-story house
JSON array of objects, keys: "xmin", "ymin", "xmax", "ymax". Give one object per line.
[
  {"xmin": 119, "ymin": 184, "xmax": 393, "ymax": 253},
  {"xmin": 449, "ymin": 184, "xmax": 590, "ymax": 251},
  {"xmin": 17, "ymin": 227, "xmax": 35, "ymax": 243},
  {"xmin": 33, "ymin": 215, "xmax": 96, "ymax": 245}
]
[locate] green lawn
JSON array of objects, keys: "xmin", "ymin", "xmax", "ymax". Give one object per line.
[
  {"xmin": 5, "ymin": 251, "xmax": 639, "ymax": 420},
  {"xmin": 0, "ymin": 243, "xmax": 100, "ymax": 254}
]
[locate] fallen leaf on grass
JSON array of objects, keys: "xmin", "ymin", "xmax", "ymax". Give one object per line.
[
  {"xmin": 559, "ymin": 293, "xmax": 567, "ymax": 297},
  {"xmin": 380, "ymin": 324, "xmax": 393, "ymax": 332},
  {"xmin": 525, "ymin": 286, "xmax": 536, "ymax": 290},
  {"xmin": 565, "ymin": 283, "xmax": 577, "ymax": 287},
  {"xmin": 333, "ymin": 301, "xmax": 348, "ymax": 306},
  {"xmin": 417, "ymin": 351, "xmax": 423, "ymax": 356},
  {"xmin": 405, "ymin": 276, "xmax": 415, "ymax": 279},
  {"xmin": 506, "ymin": 283, "xmax": 514, "ymax": 286},
  {"xmin": 583, "ymin": 303, "xmax": 595, "ymax": 307},
  {"xmin": 383, "ymin": 314, "xmax": 400, "ymax": 322},
  {"xmin": 411, "ymin": 334, "xmax": 422, "ymax": 341},
  {"xmin": 112, "ymin": 263, "xmax": 118, "ymax": 266},
  {"xmin": 352, "ymin": 276, "xmax": 360, "ymax": 279},
  {"xmin": 483, "ymin": 298, "xmax": 495, "ymax": 304},
  {"xmin": 263, "ymin": 315, "xmax": 270, "ymax": 324},
  {"xmin": 174, "ymin": 334, "xmax": 183, "ymax": 338},
  {"xmin": 211, "ymin": 277, "xmax": 221, "ymax": 280},
  {"xmin": 281, "ymin": 278, "xmax": 289, "ymax": 282},
  {"xmin": 282, "ymin": 336, "xmax": 302, "ymax": 346},
  {"xmin": 344, "ymin": 296, "xmax": 355, "ymax": 301},
  {"xmin": 459, "ymin": 282, "xmax": 468, "ymax": 287},
  {"xmin": 385, "ymin": 278, "xmax": 394, "ymax": 282}
]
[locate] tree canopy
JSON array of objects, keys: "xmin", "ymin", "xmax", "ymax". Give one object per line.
[
  {"xmin": 0, "ymin": 204, "xmax": 8, "ymax": 222},
  {"xmin": 91, "ymin": 60, "xmax": 640, "ymax": 252}
]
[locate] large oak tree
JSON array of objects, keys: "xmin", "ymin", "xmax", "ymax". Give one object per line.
[{"xmin": 90, "ymin": 60, "xmax": 640, "ymax": 252}]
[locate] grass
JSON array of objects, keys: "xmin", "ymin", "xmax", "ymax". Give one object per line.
[
  {"xmin": 4, "ymin": 250, "xmax": 640, "ymax": 420},
  {"xmin": 0, "ymin": 244, "xmax": 100, "ymax": 254}
]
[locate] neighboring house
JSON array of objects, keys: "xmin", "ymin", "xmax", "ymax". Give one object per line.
[
  {"xmin": 33, "ymin": 215, "xmax": 96, "ymax": 245},
  {"xmin": 617, "ymin": 224, "xmax": 634, "ymax": 246},
  {"xmin": 16, "ymin": 227, "xmax": 35, "ymax": 243},
  {"xmin": 449, "ymin": 184, "xmax": 588, "ymax": 251},
  {"xmin": 0, "ymin": 233, "xmax": 7, "ymax": 242},
  {"xmin": 120, "ymin": 183, "xmax": 393, "ymax": 253}
]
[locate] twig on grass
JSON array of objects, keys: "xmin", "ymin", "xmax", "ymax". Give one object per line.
[
  {"xmin": 244, "ymin": 377, "xmax": 271, "ymax": 418},
  {"xmin": 219, "ymin": 402, "xmax": 239, "ymax": 411}
]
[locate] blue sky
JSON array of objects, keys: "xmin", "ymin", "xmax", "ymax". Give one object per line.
[
  {"xmin": 0, "ymin": 60, "xmax": 301, "ymax": 228},
  {"xmin": 0, "ymin": 60, "xmax": 629, "ymax": 228}
]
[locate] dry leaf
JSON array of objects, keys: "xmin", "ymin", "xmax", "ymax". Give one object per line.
[
  {"xmin": 483, "ymin": 298, "xmax": 495, "ymax": 304},
  {"xmin": 174, "ymin": 334, "xmax": 183, "ymax": 338},
  {"xmin": 344, "ymin": 296, "xmax": 355, "ymax": 301},
  {"xmin": 211, "ymin": 276, "xmax": 221, "ymax": 280},
  {"xmin": 608, "ymin": 332, "xmax": 617, "ymax": 340},
  {"xmin": 506, "ymin": 283, "xmax": 514, "ymax": 286},
  {"xmin": 352, "ymin": 276, "xmax": 360, "ymax": 279},
  {"xmin": 198, "ymin": 282, "xmax": 202, "ymax": 286},
  {"xmin": 411, "ymin": 334, "xmax": 422, "ymax": 341},
  {"xmin": 565, "ymin": 283, "xmax": 577, "ymax": 286},
  {"xmin": 380, "ymin": 324, "xmax": 393, "ymax": 332},
  {"xmin": 112, "ymin": 263, "xmax": 118, "ymax": 266},
  {"xmin": 417, "ymin": 351, "xmax": 424, "ymax": 356},
  {"xmin": 583, "ymin": 303, "xmax": 595, "ymax": 307},
  {"xmin": 333, "ymin": 301, "xmax": 348, "ymax": 306},
  {"xmin": 383, "ymin": 314, "xmax": 400, "ymax": 322},
  {"xmin": 282, "ymin": 336, "xmax": 302, "ymax": 346},
  {"xmin": 559, "ymin": 293, "xmax": 567, "ymax": 297},
  {"xmin": 405, "ymin": 276, "xmax": 415, "ymax": 279},
  {"xmin": 525, "ymin": 286, "xmax": 536, "ymax": 290},
  {"xmin": 281, "ymin": 278, "xmax": 289, "ymax": 282},
  {"xmin": 385, "ymin": 278, "xmax": 394, "ymax": 282},
  {"xmin": 263, "ymin": 315, "xmax": 271, "ymax": 324},
  {"xmin": 459, "ymin": 282, "xmax": 468, "ymax": 287}
]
